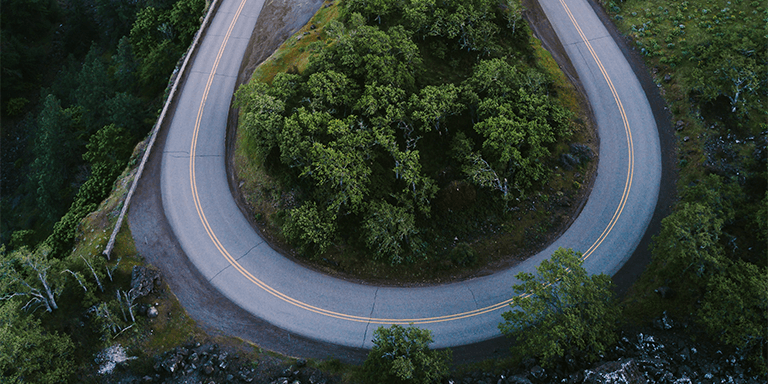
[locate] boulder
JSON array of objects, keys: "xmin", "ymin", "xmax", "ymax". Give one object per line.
[
  {"xmin": 583, "ymin": 359, "xmax": 644, "ymax": 384},
  {"xmin": 653, "ymin": 311, "xmax": 675, "ymax": 330}
]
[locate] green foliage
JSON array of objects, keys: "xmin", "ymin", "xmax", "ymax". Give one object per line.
[
  {"xmin": 698, "ymin": 259, "xmax": 767, "ymax": 365},
  {"xmin": 130, "ymin": 0, "xmax": 206, "ymax": 93},
  {"xmin": 129, "ymin": 6, "xmax": 163, "ymax": 59},
  {"xmin": 76, "ymin": 45, "xmax": 115, "ymax": 132},
  {"xmin": 461, "ymin": 59, "xmax": 572, "ymax": 196},
  {"xmin": 0, "ymin": 0, "xmax": 61, "ymax": 97},
  {"xmin": 5, "ymin": 97, "xmax": 29, "ymax": 117},
  {"xmin": 685, "ymin": 32, "xmax": 767, "ymax": 119},
  {"xmin": 106, "ymin": 91, "xmax": 149, "ymax": 139},
  {"xmin": 607, "ymin": 0, "xmax": 767, "ymax": 128},
  {"xmin": 47, "ymin": 124, "xmax": 132, "ymax": 258},
  {"xmin": 449, "ymin": 242, "xmax": 477, "ymax": 267},
  {"xmin": 32, "ymin": 94, "xmax": 75, "ymax": 221},
  {"xmin": 0, "ymin": 301, "xmax": 75, "ymax": 383},
  {"xmin": 168, "ymin": 0, "xmax": 207, "ymax": 41},
  {"xmin": 0, "ymin": 244, "xmax": 65, "ymax": 312},
  {"xmin": 364, "ymin": 201, "xmax": 420, "ymax": 265},
  {"xmin": 362, "ymin": 324, "xmax": 452, "ymax": 384},
  {"xmin": 235, "ymin": 81, "xmax": 286, "ymax": 163},
  {"xmin": 651, "ymin": 202, "xmax": 725, "ymax": 279},
  {"xmin": 311, "ymin": 22, "xmax": 422, "ymax": 91},
  {"xmin": 758, "ymin": 191, "xmax": 768, "ymax": 244},
  {"xmin": 283, "ymin": 201, "xmax": 337, "ymax": 255},
  {"xmin": 83, "ymin": 123, "xmax": 132, "ymax": 170},
  {"xmin": 499, "ymin": 248, "xmax": 621, "ymax": 367},
  {"xmin": 111, "ymin": 36, "xmax": 139, "ymax": 93},
  {"xmin": 345, "ymin": 0, "xmax": 524, "ymax": 56},
  {"xmin": 409, "ymin": 83, "xmax": 464, "ymax": 134},
  {"xmin": 236, "ymin": 1, "xmax": 575, "ymax": 266}
]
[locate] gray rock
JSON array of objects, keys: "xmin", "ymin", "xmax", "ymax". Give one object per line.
[
  {"xmin": 529, "ymin": 366, "xmax": 547, "ymax": 383},
  {"xmin": 146, "ymin": 306, "xmax": 159, "ymax": 318},
  {"xmin": 653, "ymin": 311, "xmax": 675, "ymax": 330},
  {"xmin": 161, "ymin": 353, "xmax": 183, "ymax": 374},
  {"xmin": 505, "ymin": 375, "xmax": 532, "ymax": 384},
  {"xmin": 583, "ymin": 359, "xmax": 643, "ymax": 384},
  {"xmin": 130, "ymin": 266, "xmax": 162, "ymax": 299}
]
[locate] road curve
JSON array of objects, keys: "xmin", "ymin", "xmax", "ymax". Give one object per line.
[{"xmin": 160, "ymin": 0, "xmax": 661, "ymax": 349}]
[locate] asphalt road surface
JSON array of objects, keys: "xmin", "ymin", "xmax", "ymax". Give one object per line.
[{"xmin": 159, "ymin": 0, "xmax": 661, "ymax": 349}]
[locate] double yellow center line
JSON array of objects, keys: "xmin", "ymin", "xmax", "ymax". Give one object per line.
[{"xmin": 187, "ymin": 0, "xmax": 634, "ymax": 324}]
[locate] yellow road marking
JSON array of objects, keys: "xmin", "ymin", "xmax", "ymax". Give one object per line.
[
  {"xmin": 188, "ymin": 0, "xmax": 635, "ymax": 324},
  {"xmin": 558, "ymin": 0, "xmax": 635, "ymax": 261}
]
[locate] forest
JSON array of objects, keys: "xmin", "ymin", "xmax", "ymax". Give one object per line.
[
  {"xmin": 0, "ymin": 0, "xmax": 765, "ymax": 381},
  {"xmin": 1, "ymin": 0, "xmax": 207, "ymax": 380},
  {"xmin": 235, "ymin": 0, "xmax": 586, "ymax": 272}
]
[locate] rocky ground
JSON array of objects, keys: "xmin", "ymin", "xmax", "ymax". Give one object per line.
[
  {"xmin": 99, "ymin": 266, "xmax": 764, "ymax": 384},
  {"xmin": 97, "ymin": 312, "xmax": 763, "ymax": 384}
]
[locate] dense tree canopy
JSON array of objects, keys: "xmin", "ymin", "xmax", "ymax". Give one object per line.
[
  {"xmin": 0, "ymin": 301, "xmax": 75, "ymax": 383},
  {"xmin": 236, "ymin": 1, "xmax": 573, "ymax": 264},
  {"xmin": 362, "ymin": 324, "xmax": 452, "ymax": 384},
  {"xmin": 499, "ymin": 248, "xmax": 621, "ymax": 367}
]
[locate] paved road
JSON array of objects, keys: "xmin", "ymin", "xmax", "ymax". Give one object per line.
[{"xmin": 160, "ymin": 0, "xmax": 660, "ymax": 349}]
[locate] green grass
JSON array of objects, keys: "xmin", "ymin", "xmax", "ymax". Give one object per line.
[
  {"xmin": 603, "ymin": 0, "xmax": 766, "ymax": 188},
  {"xmin": 251, "ymin": 1, "xmax": 341, "ymax": 84}
]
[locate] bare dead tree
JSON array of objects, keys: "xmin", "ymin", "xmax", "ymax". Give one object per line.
[
  {"xmin": 63, "ymin": 269, "xmax": 88, "ymax": 292},
  {"xmin": 0, "ymin": 246, "xmax": 62, "ymax": 312},
  {"xmin": 105, "ymin": 258, "xmax": 121, "ymax": 282},
  {"xmin": 81, "ymin": 255, "xmax": 104, "ymax": 292}
]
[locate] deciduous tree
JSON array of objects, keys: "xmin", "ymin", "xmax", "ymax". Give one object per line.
[
  {"xmin": 0, "ymin": 301, "xmax": 75, "ymax": 383},
  {"xmin": 282, "ymin": 201, "xmax": 337, "ymax": 255},
  {"xmin": 363, "ymin": 201, "xmax": 419, "ymax": 265},
  {"xmin": 499, "ymin": 247, "xmax": 620, "ymax": 367},
  {"xmin": 698, "ymin": 260, "xmax": 767, "ymax": 357},
  {"xmin": 0, "ymin": 245, "xmax": 64, "ymax": 313},
  {"xmin": 651, "ymin": 202, "xmax": 726, "ymax": 280},
  {"xmin": 362, "ymin": 324, "xmax": 452, "ymax": 384}
]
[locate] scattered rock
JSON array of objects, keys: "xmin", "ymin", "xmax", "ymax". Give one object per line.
[
  {"xmin": 583, "ymin": 359, "xmax": 643, "ymax": 384},
  {"xmin": 130, "ymin": 266, "xmax": 162, "ymax": 299},
  {"xmin": 653, "ymin": 311, "xmax": 675, "ymax": 330},
  {"xmin": 529, "ymin": 365, "xmax": 547, "ymax": 383}
]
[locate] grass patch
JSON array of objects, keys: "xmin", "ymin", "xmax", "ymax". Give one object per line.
[{"xmin": 251, "ymin": 2, "xmax": 341, "ymax": 84}]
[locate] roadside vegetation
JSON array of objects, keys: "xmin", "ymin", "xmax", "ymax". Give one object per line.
[
  {"xmin": 2, "ymin": 0, "xmax": 765, "ymax": 381},
  {"xmin": 599, "ymin": 0, "xmax": 767, "ymax": 372},
  {"xmin": 1, "ymin": 0, "xmax": 209, "ymax": 380},
  {"xmin": 234, "ymin": 0, "xmax": 596, "ymax": 282}
]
